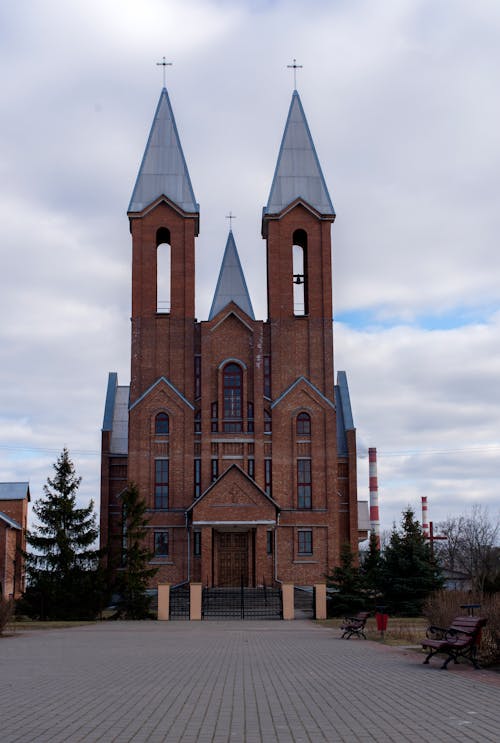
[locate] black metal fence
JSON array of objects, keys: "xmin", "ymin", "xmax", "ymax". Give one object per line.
[
  {"xmin": 202, "ymin": 584, "xmax": 282, "ymax": 620},
  {"xmin": 169, "ymin": 585, "xmax": 190, "ymax": 620}
]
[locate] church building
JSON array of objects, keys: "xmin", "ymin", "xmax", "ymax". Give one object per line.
[{"xmin": 100, "ymin": 84, "xmax": 367, "ymax": 589}]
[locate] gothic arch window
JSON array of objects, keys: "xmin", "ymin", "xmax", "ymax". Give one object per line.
[
  {"xmin": 156, "ymin": 227, "xmax": 171, "ymax": 313},
  {"xmin": 155, "ymin": 412, "xmax": 169, "ymax": 435},
  {"xmin": 296, "ymin": 412, "xmax": 311, "ymax": 436},
  {"xmin": 223, "ymin": 362, "xmax": 243, "ymax": 432},
  {"xmin": 292, "ymin": 229, "xmax": 308, "ymax": 316}
]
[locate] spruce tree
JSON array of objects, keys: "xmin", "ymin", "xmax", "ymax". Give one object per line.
[
  {"xmin": 379, "ymin": 507, "xmax": 442, "ymax": 615},
  {"xmin": 114, "ymin": 483, "xmax": 158, "ymax": 619},
  {"xmin": 23, "ymin": 448, "xmax": 102, "ymax": 619},
  {"xmin": 361, "ymin": 532, "xmax": 383, "ymax": 600},
  {"xmin": 326, "ymin": 543, "xmax": 366, "ymax": 616}
]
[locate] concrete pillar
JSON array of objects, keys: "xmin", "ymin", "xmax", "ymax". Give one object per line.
[
  {"xmin": 282, "ymin": 582, "xmax": 294, "ymax": 620},
  {"xmin": 314, "ymin": 583, "xmax": 327, "ymax": 620},
  {"xmin": 190, "ymin": 582, "xmax": 202, "ymax": 621},
  {"xmin": 157, "ymin": 583, "xmax": 170, "ymax": 620}
]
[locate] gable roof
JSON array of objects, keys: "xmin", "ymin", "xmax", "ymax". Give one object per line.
[
  {"xmin": 264, "ymin": 90, "xmax": 335, "ymax": 219},
  {"xmin": 209, "ymin": 231, "xmax": 255, "ymax": 320},
  {"xmin": 186, "ymin": 464, "xmax": 279, "ymax": 513},
  {"xmin": 128, "ymin": 87, "xmax": 199, "ymax": 215},
  {"xmin": 0, "ymin": 511, "xmax": 22, "ymax": 529},
  {"xmin": 129, "ymin": 376, "xmax": 194, "ymax": 412},
  {"xmin": 0, "ymin": 482, "xmax": 30, "ymax": 502},
  {"xmin": 271, "ymin": 376, "xmax": 335, "ymax": 410}
]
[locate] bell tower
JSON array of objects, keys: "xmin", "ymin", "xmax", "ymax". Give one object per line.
[
  {"xmin": 128, "ymin": 87, "xmax": 199, "ymax": 404},
  {"xmin": 262, "ymin": 90, "xmax": 335, "ymax": 398}
]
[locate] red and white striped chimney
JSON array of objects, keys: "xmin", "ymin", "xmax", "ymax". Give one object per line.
[
  {"xmin": 369, "ymin": 447, "xmax": 380, "ymax": 549},
  {"xmin": 421, "ymin": 496, "xmax": 429, "ymax": 538}
]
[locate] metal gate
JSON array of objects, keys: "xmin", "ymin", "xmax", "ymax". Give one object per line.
[
  {"xmin": 202, "ymin": 585, "xmax": 282, "ymax": 620},
  {"xmin": 169, "ymin": 585, "xmax": 190, "ymax": 619}
]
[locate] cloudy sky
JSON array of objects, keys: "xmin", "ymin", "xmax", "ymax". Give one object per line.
[{"xmin": 1, "ymin": 0, "xmax": 499, "ymax": 535}]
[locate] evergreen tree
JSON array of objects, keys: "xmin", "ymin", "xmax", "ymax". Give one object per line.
[
  {"xmin": 326, "ymin": 543, "xmax": 366, "ymax": 616},
  {"xmin": 22, "ymin": 448, "xmax": 103, "ymax": 619},
  {"xmin": 379, "ymin": 507, "xmax": 443, "ymax": 616},
  {"xmin": 361, "ymin": 532, "xmax": 383, "ymax": 599},
  {"xmin": 114, "ymin": 483, "xmax": 158, "ymax": 619}
]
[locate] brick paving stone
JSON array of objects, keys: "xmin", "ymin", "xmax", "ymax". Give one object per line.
[{"xmin": 0, "ymin": 620, "xmax": 499, "ymax": 742}]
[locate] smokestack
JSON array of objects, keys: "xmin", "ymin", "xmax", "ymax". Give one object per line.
[
  {"xmin": 421, "ymin": 496, "xmax": 429, "ymax": 537},
  {"xmin": 369, "ymin": 447, "xmax": 380, "ymax": 549}
]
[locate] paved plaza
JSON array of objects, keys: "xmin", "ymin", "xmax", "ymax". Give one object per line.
[{"xmin": 1, "ymin": 620, "xmax": 499, "ymax": 742}]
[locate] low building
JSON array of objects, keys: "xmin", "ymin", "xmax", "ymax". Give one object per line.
[{"xmin": 0, "ymin": 482, "xmax": 30, "ymax": 599}]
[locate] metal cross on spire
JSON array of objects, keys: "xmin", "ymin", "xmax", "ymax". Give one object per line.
[
  {"xmin": 156, "ymin": 57, "xmax": 173, "ymax": 87},
  {"xmin": 287, "ymin": 58, "xmax": 303, "ymax": 90},
  {"xmin": 225, "ymin": 211, "xmax": 236, "ymax": 231}
]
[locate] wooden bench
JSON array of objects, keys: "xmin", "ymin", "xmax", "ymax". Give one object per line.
[
  {"xmin": 421, "ymin": 615, "xmax": 487, "ymax": 669},
  {"xmin": 340, "ymin": 611, "xmax": 370, "ymax": 639}
]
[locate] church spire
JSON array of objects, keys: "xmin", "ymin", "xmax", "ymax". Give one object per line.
[
  {"xmin": 209, "ymin": 231, "xmax": 255, "ymax": 320},
  {"xmin": 263, "ymin": 90, "xmax": 335, "ymax": 221},
  {"xmin": 128, "ymin": 88, "xmax": 199, "ymax": 215}
]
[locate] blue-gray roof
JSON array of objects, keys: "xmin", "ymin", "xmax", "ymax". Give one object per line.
[
  {"xmin": 0, "ymin": 511, "xmax": 22, "ymax": 529},
  {"xmin": 335, "ymin": 371, "xmax": 355, "ymax": 457},
  {"xmin": 264, "ymin": 90, "xmax": 335, "ymax": 218},
  {"xmin": 128, "ymin": 87, "xmax": 199, "ymax": 215},
  {"xmin": 0, "ymin": 482, "xmax": 30, "ymax": 501},
  {"xmin": 209, "ymin": 231, "xmax": 255, "ymax": 320},
  {"xmin": 102, "ymin": 372, "xmax": 129, "ymax": 454}
]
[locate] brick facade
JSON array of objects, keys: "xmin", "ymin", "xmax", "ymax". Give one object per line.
[
  {"xmin": 0, "ymin": 484, "xmax": 30, "ymax": 599},
  {"xmin": 100, "ymin": 88, "xmax": 363, "ymax": 588}
]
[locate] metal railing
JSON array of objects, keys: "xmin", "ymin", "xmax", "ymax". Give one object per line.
[{"xmin": 169, "ymin": 585, "xmax": 190, "ymax": 620}]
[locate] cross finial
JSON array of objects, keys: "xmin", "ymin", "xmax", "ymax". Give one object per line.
[
  {"xmin": 225, "ymin": 211, "xmax": 236, "ymax": 231},
  {"xmin": 287, "ymin": 58, "xmax": 303, "ymax": 90},
  {"xmin": 156, "ymin": 57, "xmax": 173, "ymax": 87}
]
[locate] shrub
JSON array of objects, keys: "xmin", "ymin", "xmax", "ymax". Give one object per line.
[
  {"xmin": 423, "ymin": 590, "xmax": 500, "ymax": 667},
  {"xmin": 0, "ymin": 596, "xmax": 14, "ymax": 635}
]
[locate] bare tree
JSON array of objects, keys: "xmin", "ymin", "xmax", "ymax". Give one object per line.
[{"xmin": 436, "ymin": 506, "xmax": 500, "ymax": 594}]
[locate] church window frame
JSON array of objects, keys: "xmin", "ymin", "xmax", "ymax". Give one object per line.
[
  {"xmin": 156, "ymin": 227, "xmax": 171, "ymax": 314},
  {"xmin": 297, "ymin": 458, "xmax": 312, "ymax": 509},
  {"xmin": 263, "ymin": 355, "xmax": 271, "ymax": 398},
  {"xmin": 154, "ymin": 531, "xmax": 169, "ymax": 557},
  {"xmin": 194, "ymin": 410, "xmax": 201, "ymax": 434},
  {"xmin": 247, "ymin": 458, "xmax": 255, "ymax": 480},
  {"xmin": 292, "ymin": 229, "xmax": 308, "ymax": 316},
  {"xmin": 264, "ymin": 458, "xmax": 272, "ymax": 496},
  {"xmin": 222, "ymin": 362, "xmax": 243, "ymax": 432},
  {"xmin": 211, "ymin": 402, "xmax": 218, "ymax": 432},
  {"xmin": 194, "ymin": 458, "xmax": 201, "ymax": 498},
  {"xmin": 296, "ymin": 412, "xmax": 311, "ymax": 436},
  {"xmin": 194, "ymin": 355, "xmax": 201, "ymax": 399},
  {"xmin": 264, "ymin": 409, "xmax": 272, "ymax": 434},
  {"xmin": 211, "ymin": 458, "xmax": 219, "ymax": 482},
  {"xmin": 193, "ymin": 531, "xmax": 201, "ymax": 557},
  {"xmin": 298, "ymin": 529, "xmax": 313, "ymax": 556},
  {"xmin": 155, "ymin": 412, "xmax": 169, "ymax": 435},
  {"xmin": 154, "ymin": 458, "xmax": 169, "ymax": 510},
  {"xmin": 266, "ymin": 530, "xmax": 273, "ymax": 555}
]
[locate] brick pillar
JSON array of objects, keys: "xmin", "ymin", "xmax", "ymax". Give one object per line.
[
  {"xmin": 190, "ymin": 582, "xmax": 202, "ymax": 620},
  {"xmin": 157, "ymin": 583, "xmax": 170, "ymax": 620},
  {"xmin": 282, "ymin": 582, "xmax": 294, "ymax": 620},
  {"xmin": 314, "ymin": 583, "xmax": 327, "ymax": 620}
]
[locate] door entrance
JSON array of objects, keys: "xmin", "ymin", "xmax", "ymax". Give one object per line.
[{"xmin": 217, "ymin": 532, "xmax": 248, "ymax": 586}]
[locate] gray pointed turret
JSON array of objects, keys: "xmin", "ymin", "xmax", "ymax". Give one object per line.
[
  {"xmin": 264, "ymin": 90, "xmax": 335, "ymax": 217},
  {"xmin": 209, "ymin": 231, "xmax": 255, "ymax": 320},
  {"xmin": 128, "ymin": 88, "xmax": 199, "ymax": 214}
]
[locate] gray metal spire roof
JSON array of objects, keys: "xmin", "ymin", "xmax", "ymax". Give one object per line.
[
  {"xmin": 209, "ymin": 231, "xmax": 255, "ymax": 320},
  {"xmin": 264, "ymin": 90, "xmax": 335, "ymax": 217},
  {"xmin": 128, "ymin": 88, "xmax": 199, "ymax": 214}
]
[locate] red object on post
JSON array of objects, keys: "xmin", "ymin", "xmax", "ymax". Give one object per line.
[{"xmin": 376, "ymin": 613, "xmax": 388, "ymax": 631}]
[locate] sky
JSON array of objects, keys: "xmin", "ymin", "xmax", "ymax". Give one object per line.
[{"xmin": 0, "ymin": 0, "xmax": 499, "ymax": 536}]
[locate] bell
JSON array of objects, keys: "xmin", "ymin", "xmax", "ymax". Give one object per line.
[{"xmin": 293, "ymin": 274, "xmax": 303, "ymax": 285}]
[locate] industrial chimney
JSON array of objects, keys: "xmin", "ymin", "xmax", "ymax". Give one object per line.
[{"xmin": 369, "ymin": 447, "xmax": 380, "ymax": 549}]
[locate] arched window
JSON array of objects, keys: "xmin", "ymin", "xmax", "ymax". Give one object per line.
[
  {"xmin": 223, "ymin": 362, "xmax": 242, "ymax": 432},
  {"xmin": 296, "ymin": 412, "xmax": 311, "ymax": 436},
  {"xmin": 292, "ymin": 229, "xmax": 308, "ymax": 316},
  {"xmin": 155, "ymin": 412, "xmax": 169, "ymax": 435},
  {"xmin": 156, "ymin": 227, "xmax": 171, "ymax": 313}
]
